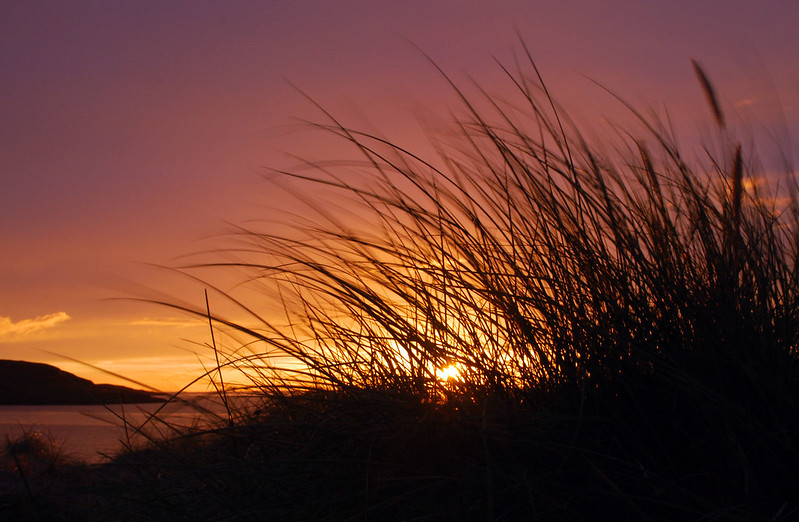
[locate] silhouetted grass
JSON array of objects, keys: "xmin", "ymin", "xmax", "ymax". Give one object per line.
[
  {"xmin": 0, "ymin": 429, "xmax": 90, "ymax": 519},
  {"xmin": 16, "ymin": 52, "xmax": 799, "ymax": 520}
]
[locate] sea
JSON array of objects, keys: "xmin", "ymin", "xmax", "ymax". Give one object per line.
[{"xmin": 0, "ymin": 394, "xmax": 229, "ymax": 463}]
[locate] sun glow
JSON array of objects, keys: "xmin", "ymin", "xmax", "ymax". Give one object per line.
[{"xmin": 436, "ymin": 364, "xmax": 462, "ymax": 382}]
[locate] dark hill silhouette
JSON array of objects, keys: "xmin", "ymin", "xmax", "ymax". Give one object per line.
[{"xmin": 0, "ymin": 360, "xmax": 164, "ymax": 405}]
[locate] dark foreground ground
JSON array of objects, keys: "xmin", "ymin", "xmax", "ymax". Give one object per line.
[{"xmin": 2, "ymin": 381, "xmax": 798, "ymax": 521}]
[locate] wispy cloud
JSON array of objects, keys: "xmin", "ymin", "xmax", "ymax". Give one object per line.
[
  {"xmin": 0, "ymin": 312, "xmax": 71, "ymax": 341},
  {"xmin": 129, "ymin": 317, "xmax": 199, "ymax": 328},
  {"xmin": 55, "ymin": 355, "xmax": 219, "ymax": 392}
]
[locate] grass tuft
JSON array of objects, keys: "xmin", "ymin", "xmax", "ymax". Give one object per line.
[{"xmin": 134, "ymin": 53, "xmax": 799, "ymax": 520}]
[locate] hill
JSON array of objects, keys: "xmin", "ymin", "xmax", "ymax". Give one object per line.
[{"xmin": 0, "ymin": 360, "xmax": 164, "ymax": 405}]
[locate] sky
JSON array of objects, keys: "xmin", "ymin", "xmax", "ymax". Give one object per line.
[{"xmin": 2, "ymin": 1, "xmax": 798, "ymax": 392}]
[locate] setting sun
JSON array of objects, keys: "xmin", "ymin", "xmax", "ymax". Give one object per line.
[{"xmin": 436, "ymin": 364, "xmax": 462, "ymax": 382}]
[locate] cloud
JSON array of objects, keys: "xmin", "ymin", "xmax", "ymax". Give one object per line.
[
  {"xmin": 0, "ymin": 312, "xmax": 71, "ymax": 341},
  {"xmin": 128, "ymin": 317, "xmax": 199, "ymax": 328},
  {"xmin": 55, "ymin": 355, "xmax": 226, "ymax": 392}
]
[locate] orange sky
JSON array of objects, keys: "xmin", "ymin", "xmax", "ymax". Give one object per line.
[{"xmin": 2, "ymin": 2, "xmax": 797, "ymax": 392}]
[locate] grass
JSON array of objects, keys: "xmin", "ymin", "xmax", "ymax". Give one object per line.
[
  {"xmin": 0, "ymin": 429, "xmax": 86, "ymax": 519},
  {"xmin": 7, "ymin": 49, "xmax": 799, "ymax": 520}
]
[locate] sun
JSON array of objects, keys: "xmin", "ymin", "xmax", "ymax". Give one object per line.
[{"xmin": 436, "ymin": 364, "xmax": 462, "ymax": 382}]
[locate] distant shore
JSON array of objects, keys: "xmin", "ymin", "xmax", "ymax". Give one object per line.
[{"xmin": 0, "ymin": 360, "xmax": 164, "ymax": 405}]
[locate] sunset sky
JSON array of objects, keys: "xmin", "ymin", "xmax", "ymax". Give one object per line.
[{"xmin": 2, "ymin": 2, "xmax": 797, "ymax": 392}]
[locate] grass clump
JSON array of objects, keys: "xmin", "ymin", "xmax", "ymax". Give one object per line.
[
  {"xmin": 88, "ymin": 51, "xmax": 799, "ymax": 520},
  {"xmin": 0, "ymin": 429, "xmax": 87, "ymax": 519}
]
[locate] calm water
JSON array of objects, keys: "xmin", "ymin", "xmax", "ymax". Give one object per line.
[{"xmin": 0, "ymin": 395, "xmax": 228, "ymax": 463}]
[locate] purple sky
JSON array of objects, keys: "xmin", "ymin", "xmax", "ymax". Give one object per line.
[{"xmin": 2, "ymin": 1, "xmax": 797, "ymax": 390}]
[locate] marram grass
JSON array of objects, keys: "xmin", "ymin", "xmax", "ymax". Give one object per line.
[{"xmin": 11, "ymin": 54, "xmax": 799, "ymax": 520}]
